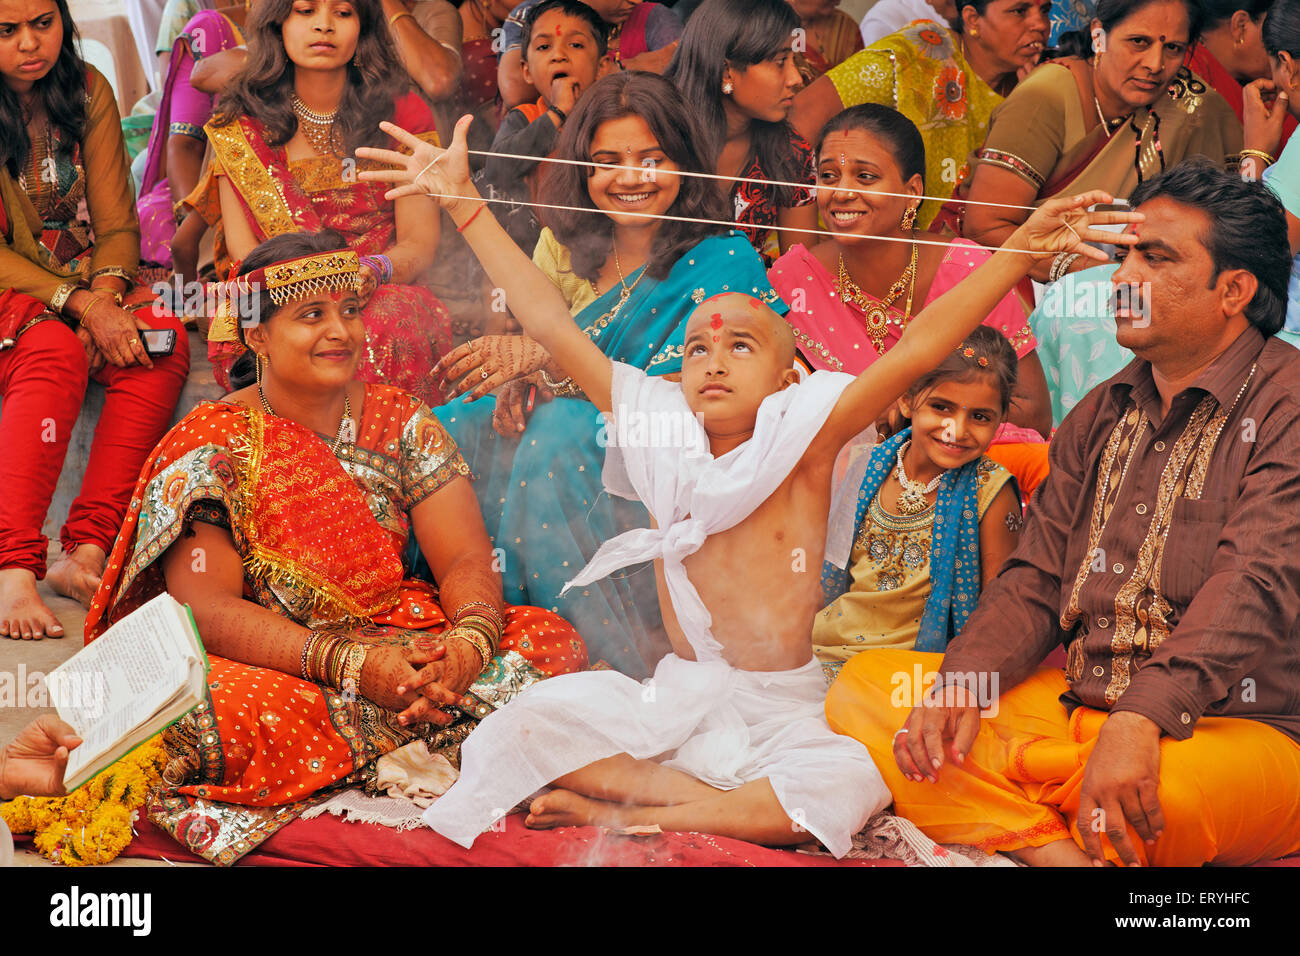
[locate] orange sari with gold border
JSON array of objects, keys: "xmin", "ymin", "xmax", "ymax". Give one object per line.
[{"xmin": 84, "ymin": 384, "xmax": 586, "ymax": 864}]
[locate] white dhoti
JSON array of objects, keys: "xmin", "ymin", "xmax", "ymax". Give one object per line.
[
  {"xmin": 424, "ymin": 363, "xmax": 890, "ymax": 856},
  {"xmin": 423, "ymin": 654, "xmax": 888, "ymax": 857}
]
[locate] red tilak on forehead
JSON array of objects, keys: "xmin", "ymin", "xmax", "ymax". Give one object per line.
[{"xmin": 710, "ymin": 314, "xmax": 723, "ymax": 328}]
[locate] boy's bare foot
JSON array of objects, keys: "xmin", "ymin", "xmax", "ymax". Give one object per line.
[
  {"xmin": 1007, "ymin": 837, "xmax": 1097, "ymax": 867},
  {"xmin": 0, "ymin": 568, "xmax": 65, "ymax": 639},
  {"xmin": 525, "ymin": 789, "xmax": 624, "ymax": 830},
  {"xmin": 46, "ymin": 543, "xmax": 107, "ymax": 608}
]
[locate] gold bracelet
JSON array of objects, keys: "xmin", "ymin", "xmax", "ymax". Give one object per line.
[
  {"xmin": 540, "ymin": 368, "xmax": 583, "ymax": 397},
  {"xmin": 49, "ymin": 282, "xmax": 78, "ymax": 316},
  {"xmin": 78, "ymin": 295, "xmax": 111, "ymax": 329},
  {"xmin": 89, "ymin": 287, "xmax": 124, "ymax": 306},
  {"xmin": 453, "ymin": 600, "xmax": 503, "ymax": 630},
  {"xmin": 452, "ymin": 627, "xmax": 493, "ymax": 672},
  {"xmin": 1240, "ymin": 148, "xmax": 1276, "ymax": 167},
  {"xmin": 388, "ymin": 10, "xmax": 415, "ymax": 27},
  {"xmin": 341, "ymin": 642, "xmax": 367, "ymax": 698}
]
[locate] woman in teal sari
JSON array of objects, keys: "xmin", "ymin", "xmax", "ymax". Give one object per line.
[{"xmin": 420, "ymin": 74, "xmax": 786, "ymax": 677}]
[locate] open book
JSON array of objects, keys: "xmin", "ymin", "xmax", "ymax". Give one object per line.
[{"xmin": 46, "ymin": 592, "xmax": 209, "ymax": 791}]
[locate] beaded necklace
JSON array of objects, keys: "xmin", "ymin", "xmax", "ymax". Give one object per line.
[{"xmin": 292, "ymin": 94, "xmax": 342, "ymax": 158}]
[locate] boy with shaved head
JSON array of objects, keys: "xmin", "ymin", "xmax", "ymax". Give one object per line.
[{"xmin": 367, "ymin": 116, "xmax": 1140, "ymax": 854}]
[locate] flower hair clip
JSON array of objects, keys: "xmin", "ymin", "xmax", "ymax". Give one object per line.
[{"xmin": 958, "ymin": 343, "xmax": 989, "ymax": 367}]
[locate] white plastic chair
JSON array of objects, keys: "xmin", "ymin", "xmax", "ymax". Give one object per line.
[{"xmin": 77, "ymin": 37, "xmax": 122, "ymax": 105}]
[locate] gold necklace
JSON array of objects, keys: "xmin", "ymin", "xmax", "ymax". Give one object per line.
[
  {"xmin": 836, "ymin": 240, "xmax": 918, "ymax": 354},
  {"xmin": 259, "ymin": 387, "xmax": 355, "ymax": 453},
  {"xmin": 613, "ymin": 240, "xmax": 641, "ymax": 294},
  {"xmin": 292, "ymin": 93, "xmax": 341, "ymax": 157},
  {"xmin": 584, "ymin": 246, "xmax": 647, "ymax": 340}
]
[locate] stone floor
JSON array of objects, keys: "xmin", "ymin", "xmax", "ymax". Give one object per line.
[
  {"xmin": 2, "ymin": 325, "xmax": 220, "ymax": 868},
  {"xmin": 2, "ymin": 556, "xmax": 200, "ymax": 866}
]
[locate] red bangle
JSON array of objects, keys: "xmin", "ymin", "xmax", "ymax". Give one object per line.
[{"xmin": 457, "ymin": 202, "xmax": 486, "ymax": 233}]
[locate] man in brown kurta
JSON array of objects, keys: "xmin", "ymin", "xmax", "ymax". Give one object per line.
[{"xmin": 826, "ymin": 163, "xmax": 1300, "ymax": 866}]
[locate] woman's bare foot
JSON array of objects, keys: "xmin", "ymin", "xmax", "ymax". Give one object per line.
[
  {"xmin": 46, "ymin": 543, "xmax": 107, "ymax": 608},
  {"xmin": 525, "ymin": 789, "xmax": 628, "ymax": 830},
  {"xmin": 0, "ymin": 568, "xmax": 65, "ymax": 639}
]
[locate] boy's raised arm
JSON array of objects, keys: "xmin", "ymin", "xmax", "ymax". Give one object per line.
[
  {"xmin": 810, "ymin": 192, "xmax": 1143, "ymax": 458},
  {"xmin": 357, "ymin": 116, "xmax": 614, "ymax": 413}
]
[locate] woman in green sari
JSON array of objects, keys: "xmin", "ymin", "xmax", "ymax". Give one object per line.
[
  {"xmin": 417, "ymin": 73, "xmax": 788, "ymax": 677},
  {"xmin": 963, "ymin": 0, "xmax": 1242, "ymax": 281}
]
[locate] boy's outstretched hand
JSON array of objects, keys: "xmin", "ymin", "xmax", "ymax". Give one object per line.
[
  {"xmin": 1010, "ymin": 190, "xmax": 1143, "ymax": 262},
  {"xmin": 357, "ymin": 115, "xmax": 478, "ymax": 216}
]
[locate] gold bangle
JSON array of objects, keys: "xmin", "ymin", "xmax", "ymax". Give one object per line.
[
  {"xmin": 341, "ymin": 642, "xmax": 367, "ymax": 698},
  {"xmin": 453, "ymin": 600, "xmax": 503, "ymax": 629},
  {"xmin": 388, "ymin": 10, "xmax": 415, "ymax": 27},
  {"xmin": 540, "ymin": 368, "xmax": 582, "ymax": 396},
  {"xmin": 1240, "ymin": 148, "xmax": 1276, "ymax": 167},
  {"xmin": 453, "ymin": 627, "xmax": 493, "ymax": 672},
  {"xmin": 78, "ymin": 295, "xmax": 110, "ymax": 328},
  {"xmin": 49, "ymin": 282, "xmax": 78, "ymax": 316},
  {"xmin": 89, "ymin": 287, "xmax": 124, "ymax": 307}
]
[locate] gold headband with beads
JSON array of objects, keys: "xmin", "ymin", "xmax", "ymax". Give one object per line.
[{"xmin": 252, "ymin": 250, "xmax": 362, "ymax": 306}]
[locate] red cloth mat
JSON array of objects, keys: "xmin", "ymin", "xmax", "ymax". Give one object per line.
[
  {"xmin": 114, "ymin": 813, "xmax": 898, "ymax": 867},
  {"xmin": 17, "ymin": 815, "xmax": 1300, "ymax": 866}
]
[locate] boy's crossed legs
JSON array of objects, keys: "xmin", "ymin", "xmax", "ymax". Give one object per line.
[{"xmin": 526, "ymin": 753, "xmax": 815, "ymax": 848}]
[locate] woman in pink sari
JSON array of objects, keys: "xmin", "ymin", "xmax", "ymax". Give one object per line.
[
  {"xmin": 194, "ymin": 0, "xmax": 452, "ymax": 403},
  {"xmin": 769, "ymin": 105, "xmax": 1054, "ymax": 493},
  {"xmin": 135, "ymin": 5, "xmax": 246, "ymax": 274}
]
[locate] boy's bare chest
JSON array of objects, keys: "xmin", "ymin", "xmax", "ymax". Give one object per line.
[{"xmin": 682, "ymin": 478, "xmax": 828, "ymax": 597}]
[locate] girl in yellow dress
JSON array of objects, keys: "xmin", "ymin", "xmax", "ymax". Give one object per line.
[{"xmin": 816, "ymin": 325, "xmax": 1024, "ymax": 680}]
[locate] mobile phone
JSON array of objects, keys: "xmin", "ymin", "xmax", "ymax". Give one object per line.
[{"xmin": 139, "ymin": 328, "xmax": 178, "ymax": 357}]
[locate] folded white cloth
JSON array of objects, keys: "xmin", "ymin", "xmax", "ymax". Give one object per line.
[
  {"xmin": 563, "ymin": 361, "xmax": 854, "ymax": 661},
  {"xmin": 422, "ymin": 653, "xmax": 889, "ymax": 857}
]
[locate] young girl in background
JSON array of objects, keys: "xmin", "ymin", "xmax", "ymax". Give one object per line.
[
  {"xmin": 816, "ymin": 325, "xmax": 1023, "ymax": 681},
  {"xmin": 665, "ymin": 0, "xmax": 818, "ymax": 262}
]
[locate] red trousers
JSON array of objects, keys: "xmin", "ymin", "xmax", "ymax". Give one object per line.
[{"xmin": 0, "ymin": 306, "xmax": 190, "ymax": 576}]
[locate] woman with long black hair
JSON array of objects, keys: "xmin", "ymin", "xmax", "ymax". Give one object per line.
[
  {"xmin": 0, "ymin": 0, "xmax": 190, "ymax": 636},
  {"xmin": 372, "ymin": 72, "xmax": 790, "ymax": 676},
  {"xmin": 665, "ymin": 0, "xmax": 819, "ymax": 263},
  {"xmin": 194, "ymin": 0, "xmax": 453, "ymax": 402}
]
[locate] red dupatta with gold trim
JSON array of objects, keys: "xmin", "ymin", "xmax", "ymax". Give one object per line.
[
  {"xmin": 201, "ymin": 92, "xmax": 440, "ymax": 250},
  {"xmin": 86, "ymin": 402, "xmax": 403, "ymax": 639}
]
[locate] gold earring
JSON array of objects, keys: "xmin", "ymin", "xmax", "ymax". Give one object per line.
[
  {"xmin": 901, "ymin": 204, "xmax": 918, "ymax": 230},
  {"xmin": 970, "ymin": 26, "xmax": 979, "ymax": 37},
  {"xmin": 255, "ymin": 352, "xmax": 264, "ymax": 388}
]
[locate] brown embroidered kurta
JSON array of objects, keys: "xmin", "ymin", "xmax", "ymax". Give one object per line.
[{"xmin": 941, "ymin": 326, "xmax": 1300, "ymax": 744}]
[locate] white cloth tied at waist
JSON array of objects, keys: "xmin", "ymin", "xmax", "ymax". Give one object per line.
[{"xmin": 561, "ymin": 362, "xmax": 854, "ymax": 662}]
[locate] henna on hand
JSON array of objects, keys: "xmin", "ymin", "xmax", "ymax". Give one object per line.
[{"xmin": 433, "ymin": 334, "xmax": 551, "ymax": 400}]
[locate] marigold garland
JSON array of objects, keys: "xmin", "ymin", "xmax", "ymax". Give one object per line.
[{"xmin": 0, "ymin": 736, "xmax": 167, "ymax": 866}]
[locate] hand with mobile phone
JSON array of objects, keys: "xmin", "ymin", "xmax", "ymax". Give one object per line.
[{"xmin": 139, "ymin": 328, "xmax": 178, "ymax": 357}]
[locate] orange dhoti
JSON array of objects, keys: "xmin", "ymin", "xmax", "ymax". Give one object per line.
[{"xmin": 826, "ymin": 648, "xmax": 1300, "ymax": 866}]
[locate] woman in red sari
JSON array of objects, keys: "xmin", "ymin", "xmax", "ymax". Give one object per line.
[
  {"xmin": 195, "ymin": 0, "xmax": 452, "ymax": 404},
  {"xmin": 84, "ymin": 232, "xmax": 585, "ymax": 865}
]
